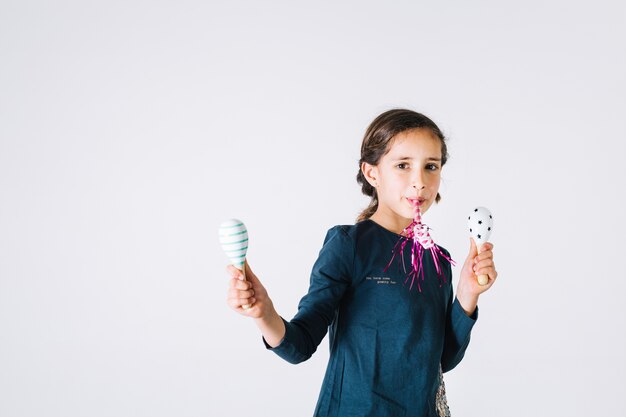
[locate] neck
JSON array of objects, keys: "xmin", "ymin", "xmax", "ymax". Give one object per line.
[{"xmin": 369, "ymin": 209, "xmax": 414, "ymax": 235}]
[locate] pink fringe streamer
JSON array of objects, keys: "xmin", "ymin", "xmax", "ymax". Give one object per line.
[{"xmin": 383, "ymin": 205, "xmax": 455, "ymax": 291}]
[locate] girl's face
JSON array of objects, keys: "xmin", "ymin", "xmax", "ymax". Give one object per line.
[{"xmin": 363, "ymin": 128, "xmax": 442, "ymax": 226}]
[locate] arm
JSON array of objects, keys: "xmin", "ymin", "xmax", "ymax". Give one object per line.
[
  {"xmin": 227, "ymin": 262, "xmax": 286, "ymax": 346},
  {"xmin": 441, "ymin": 238, "xmax": 498, "ymax": 372},
  {"xmin": 441, "ymin": 288, "xmax": 478, "ymax": 372},
  {"xmin": 255, "ymin": 309, "xmax": 286, "ymax": 348},
  {"xmin": 227, "ymin": 226, "xmax": 353, "ymax": 364},
  {"xmin": 267, "ymin": 226, "xmax": 353, "ymax": 363}
]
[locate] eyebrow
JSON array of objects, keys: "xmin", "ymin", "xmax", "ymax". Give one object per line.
[{"xmin": 393, "ymin": 156, "xmax": 442, "ymax": 162}]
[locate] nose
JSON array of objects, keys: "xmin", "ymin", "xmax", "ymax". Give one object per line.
[{"xmin": 412, "ymin": 171, "xmax": 425, "ymax": 190}]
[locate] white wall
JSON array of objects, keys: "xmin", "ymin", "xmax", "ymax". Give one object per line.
[{"xmin": 1, "ymin": 1, "xmax": 625, "ymax": 416}]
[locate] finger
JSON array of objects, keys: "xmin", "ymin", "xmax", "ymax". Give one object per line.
[
  {"xmin": 234, "ymin": 278, "xmax": 252, "ymax": 290},
  {"xmin": 228, "ymin": 277, "xmax": 250, "ymax": 291},
  {"xmin": 227, "ymin": 296, "xmax": 256, "ymax": 310},
  {"xmin": 474, "ymin": 258, "xmax": 494, "ymax": 271},
  {"xmin": 490, "ymin": 269, "xmax": 498, "ymax": 281},
  {"xmin": 227, "ymin": 297, "xmax": 242, "ymax": 310},
  {"xmin": 238, "ymin": 297, "xmax": 256, "ymax": 308},
  {"xmin": 226, "ymin": 264, "xmax": 244, "ymax": 279},
  {"xmin": 228, "ymin": 288, "xmax": 255, "ymax": 299},
  {"xmin": 476, "ymin": 267, "xmax": 497, "ymax": 281},
  {"xmin": 473, "ymin": 251, "xmax": 494, "ymax": 265},
  {"xmin": 474, "ymin": 266, "xmax": 492, "ymax": 278}
]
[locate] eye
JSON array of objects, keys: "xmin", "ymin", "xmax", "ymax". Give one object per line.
[
  {"xmin": 426, "ymin": 163, "xmax": 440, "ymax": 171},
  {"xmin": 396, "ymin": 163, "xmax": 409, "ymax": 170}
]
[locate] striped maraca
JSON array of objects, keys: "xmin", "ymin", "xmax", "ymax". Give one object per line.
[
  {"xmin": 219, "ymin": 219, "xmax": 251, "ymax": 309},
  {"xmin": 467, "ymin": 207, "xmax": 493, "ymax": 286}
]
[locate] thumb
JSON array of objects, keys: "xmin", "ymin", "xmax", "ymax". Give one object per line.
[
  {"xmin": 243, "ymin": 260, "xmax": 261, "ymax": 285},
  {"xmin": 466, "ymin": 237, "xmax": 478, "ymax": 263}
]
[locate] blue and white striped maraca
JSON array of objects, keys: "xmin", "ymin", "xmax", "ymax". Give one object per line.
[
  {"xmin": 467, "ymin": 207, "xmax": 493, "ymax": 286},
  {"xmin": 219, "ymin": 219, "xmax": 251, "ymax": 309}
]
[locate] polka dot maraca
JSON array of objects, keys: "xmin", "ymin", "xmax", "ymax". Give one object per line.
[{"xmin": 467, "ymin": 207, "xmax": 493, "ymax": 286}]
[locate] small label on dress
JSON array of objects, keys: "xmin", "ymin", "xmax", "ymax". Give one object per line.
[{"xmin": 365, "ymin": 276, "xmax": 397, "ymax": 285}]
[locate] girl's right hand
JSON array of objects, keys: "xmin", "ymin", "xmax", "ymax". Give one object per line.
[{"xmin": 226, "ymin": 261, "xmax": 274, "ymax": 319}]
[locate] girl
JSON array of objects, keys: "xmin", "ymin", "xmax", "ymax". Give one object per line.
[{"xmin": 225, "ymin": 109, "xmax": 498, "ymax": 417}]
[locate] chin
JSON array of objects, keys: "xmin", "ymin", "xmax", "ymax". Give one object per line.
[{"xmin": 422, "ymin": 203, "xmax": 434, "ymax": 214}]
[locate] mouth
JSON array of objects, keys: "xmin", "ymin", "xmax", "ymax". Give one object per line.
[{"xmin": 407, "ymin": 197, "xmax": 426, "ymax": 207}]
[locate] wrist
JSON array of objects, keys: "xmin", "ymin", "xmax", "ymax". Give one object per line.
[
  {"xmin": 255, "ymin": 304, "xmax": 279, "ymax": 327},
  {"xmin": 254, "ymin": 306, "xmax": 285, "ymax": 348},
  {"xmin": 456, "ymin": 288, "xmax": 478, "ymax": 316}
]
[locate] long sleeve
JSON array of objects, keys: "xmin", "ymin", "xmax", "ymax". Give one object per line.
[
  {"xmin": 264, "ymin": 226, "xmax": 354, "ymax": 364},
  {"xmin": 440, "ymin": 284, "xmax": 478, "ymax": 372}
]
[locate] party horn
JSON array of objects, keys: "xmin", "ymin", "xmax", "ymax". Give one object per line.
[
  {"xmin": 467, "ymin": 207, "xmax": 493, "ymax": 286},
  {"xmin": 219, "ymin": 219, "xmax": 251, "ymax": 309}
]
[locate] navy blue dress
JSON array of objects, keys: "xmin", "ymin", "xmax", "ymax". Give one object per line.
[{"xmin": 264, "ymin": 219, "xmax": 478, "ymax": 417}]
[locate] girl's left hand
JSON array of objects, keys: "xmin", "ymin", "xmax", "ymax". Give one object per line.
[{"xmin": 456, "ymin": 238, "xmax": 498, "ymax": 314}]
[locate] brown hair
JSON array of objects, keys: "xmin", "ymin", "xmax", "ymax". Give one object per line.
[{"xmin": 355, "ymin": 109, "xmax": 449, "ymax": 222}]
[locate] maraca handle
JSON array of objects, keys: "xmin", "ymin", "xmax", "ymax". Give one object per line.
[
  {"xmin": 475, "ymin": 241, "xmax": 489, "ymax": 286},
  {"xmin": 237, "ymin": 262, "xmax": 251, "ymax": 310}
]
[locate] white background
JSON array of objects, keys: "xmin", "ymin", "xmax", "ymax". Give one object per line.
[{"xmin": 1, "ymin": 1, "xmax": 625, "ymax": 416}]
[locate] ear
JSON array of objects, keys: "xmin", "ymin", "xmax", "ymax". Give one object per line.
[{"xmin": 361, "ymin": 162, "xmax": 379, "ymax": 188}]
